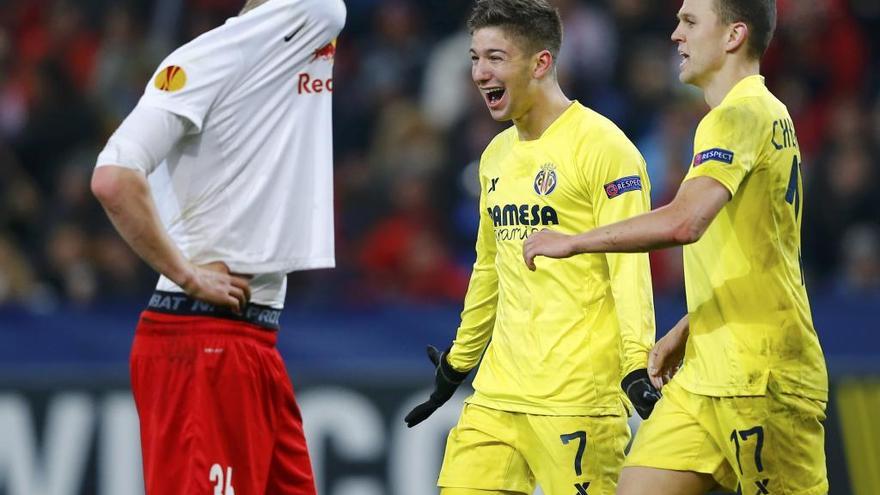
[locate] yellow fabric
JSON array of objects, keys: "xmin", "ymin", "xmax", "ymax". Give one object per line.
[
  {"xmin": 447, "ymin": 102, "xmax": 655, "ymax": 416},
  {"xmin": 836, "ymin": 380, "xmax": 880, "ymax": 495},
  {"xmin": 440, "ymin": 489, "xmax": 525, "ymax": 495},
  {"xmin": 625, "ymin": 379, "xmax": 828, "ymax": 494},
  {"xmin": 677, "ymin": 76, "xmax": 828, "ymax": 400},
  {"xmin": 439, "ymin": 403, "xmax": 630, "ymax": 495}
]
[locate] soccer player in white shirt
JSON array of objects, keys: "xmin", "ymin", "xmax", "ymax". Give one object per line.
[{"xmin": 91, "ymin": 1, "xmax": 345, "ymax": 493}]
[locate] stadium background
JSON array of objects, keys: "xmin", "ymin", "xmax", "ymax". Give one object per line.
[{"xmin": 0, "ymin": 0, "xmax": 878, "ymax": 493}]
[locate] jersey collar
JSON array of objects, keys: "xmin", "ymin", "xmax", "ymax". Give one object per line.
[{"xmin": 719, "ymin": 75, "xmax": 766, "ymax": 107}]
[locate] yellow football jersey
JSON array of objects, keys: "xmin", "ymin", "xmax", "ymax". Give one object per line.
[
  {"xmin": 676, "ymin": 76, "xmax": 828, "ymax": 400},
  {"xmin": 447, "ymin": 102, "xmax": 655, "ymax": 416}
]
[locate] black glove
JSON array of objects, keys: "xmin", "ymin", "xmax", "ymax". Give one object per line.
[
  {"xmin": 622, "ymin": 369, "xmax": 661, "ymax": 419},
  {"xmin": 404, "ymin": 345, "xmax": 470, "ymax": 428}
]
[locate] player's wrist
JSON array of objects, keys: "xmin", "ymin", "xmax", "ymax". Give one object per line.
[
  {"xmin": 439, "ymin": 352, "xmax": 470, "ymax": 384},
  {"xmin": 175, "ymin": 262, "xmax": 199, "ymax": 294}
]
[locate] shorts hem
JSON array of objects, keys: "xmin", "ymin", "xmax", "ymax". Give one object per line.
[
  {"xmin": 787, "ymin": 482, "xmax": 828, "ymax": 495},
  {"xmin": 437, "ymin": 479, "xmax": 532, "ymax": 494},
  {"xmin": 622, "ymin": 460, "xmax": 730, "ymax": 489}
]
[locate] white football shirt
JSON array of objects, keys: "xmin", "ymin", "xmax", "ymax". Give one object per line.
[{"xmin": 97, "ymin": 0, "xmax": 346, "ymax": 306}]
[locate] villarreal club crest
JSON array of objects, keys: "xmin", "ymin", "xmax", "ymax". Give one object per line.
[{"xmin": 534, "ymin": 163, "xmax": 557, "ymax": 196}]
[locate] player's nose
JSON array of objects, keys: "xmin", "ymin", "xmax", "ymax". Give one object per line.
[
  {"xmin": 471, "ymin": 59, "xmax": 491, "ymax": 83},
  {"xmin": 671, "ymin": 23, "xmax": 685, "ymax": 43}
]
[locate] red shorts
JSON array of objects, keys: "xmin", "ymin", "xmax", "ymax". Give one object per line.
[{"xmin": 130, "ymin": 310, "xmax": 315, "ymax": 495}]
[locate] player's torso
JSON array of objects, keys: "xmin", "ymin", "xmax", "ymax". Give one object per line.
[
  {"xmin": 680, "ymin": 87, "xmax": 827, "ymax": 399},
  {"xmin": 470, "ymin": 106, "xmax": 629, "ymax": 415},
  {"xmin": 148, "ymin": 0, "xmax": 346, "ymax": 273},
  {"xmin": 481, "ymin": 129, "xmax": 611, "ymax": 315}
]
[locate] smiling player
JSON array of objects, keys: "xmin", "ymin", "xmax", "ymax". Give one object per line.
[{"xmin": 404, "ymin": 1, "xmax": 661, "ymax": 494}]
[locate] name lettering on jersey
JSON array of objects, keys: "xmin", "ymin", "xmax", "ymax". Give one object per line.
[
  {"xmin": 298, "ymin": 73, "xmax": 334, "ymax": 94},
  {"xmin": 154, "ymin": 65, "xmax": 187, "ymax": 92},
  {"xmin": 488, "ymin": 204, "xmax": 559, "ymax": 227},
  {"xmin": 771, "ymin": 118, "xmax": 799, "ymax": 151},
  {"xmin": 604, "ymin": 175, "xmax": 642, "ymax": 199},
  {"xmin": 692, "ymin": 148, "xmax": 734, "ymax": 167},
  {"xmin": 534, "ymin": 163, "xmax": 558, "ymax": 195},
  {"xmin": 487, "ymin": 204, "xmax": 559, "ymax": 241}
]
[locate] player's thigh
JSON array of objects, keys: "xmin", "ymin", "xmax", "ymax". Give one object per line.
[
  {"xmin": 523, "ymin": 413, "xmax": 630, "ymax": 495},
  {"xmin": 131, "ymin": 321, "xmax": 280, "ymax": 495},
  {"xmin": 441, "ymin": 489, "xmax": 528, "ymax": 495},
  {"xmin": 624, "ymin": 380, "xmax": 738, "ymax": 492},
  {"xmin": 716, "ymin": 388, "xmax": 828, "ymax": 495},
  {"xmin": 264, "ymin": 349, "xmax": 317, "ymax": 495},
  {"xmin": 616, "ymin": 466, "xmax": 719, "ymax": 495},
  {"xmin": 438, "ymin": 404, "xmax": 535, "ymax": 494}
]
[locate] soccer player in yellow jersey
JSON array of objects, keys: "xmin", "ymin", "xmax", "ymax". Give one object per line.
[
  {"xmin": 523, "ymin": 0, "xmax": 829, "ymax": 493},
  {"xmin": 404, "ymin": 1, "xmax": 661, "ymax": 494}
]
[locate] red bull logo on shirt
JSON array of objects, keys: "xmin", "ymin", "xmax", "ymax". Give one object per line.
[
  {"xmin": 154, "ymin": 65, "xmax": 187, "ymax": 92},
  {"xmin": 312, "ymin": 40, "xmax": 337, "ymax": 62},
  {"xmin": 534, "ymin": 163, "xmax": 558, "ymax": 195},
  {"xmin": 693, "ymin": 148, "xmax": 734, "ymax": 166}
]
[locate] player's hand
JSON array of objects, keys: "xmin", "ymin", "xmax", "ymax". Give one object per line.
[
  {"xmin": 622, "ymin": 369, "xmax": 661, "ymax": 419},
  {"xmin": 523, "ymin": 229, "xmax": 576, "ymax": 271},
  {"xmin": 648, "ymin": 316, "xmax": 689, "ymax": 390},
  {"xmin": 404, "ymin": 345, "xmax": 470, "ymax": 428},
  {"xmin": 181, "ymin": 261, "xmax": 252, "ymax": 313}
]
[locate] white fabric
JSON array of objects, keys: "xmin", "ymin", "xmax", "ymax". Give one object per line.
[
  {"xmin": 96, "ymin": 0, "xmax": 345, "ymax": 307},
  {"xmin": 96, "ymin": 104, "xmax": 191, "ymax": 175}
]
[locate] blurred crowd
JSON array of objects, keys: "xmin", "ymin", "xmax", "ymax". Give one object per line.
[{"xmin": 0, "ymin": 0, "xmax": 878, "ymax": 309}]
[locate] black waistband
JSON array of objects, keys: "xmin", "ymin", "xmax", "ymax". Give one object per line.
[{"xmin": 146, "ymin": 291, "xmax": 282, "ymax": 331}]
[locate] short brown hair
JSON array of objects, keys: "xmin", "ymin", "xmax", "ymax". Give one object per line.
[
  {"xmin": 467, "ymin": 0, "xmax": 563, "ymax": 60},
  {"xmin": 713, "ymin": 0, "xmax": 776, "ymax": 59}
]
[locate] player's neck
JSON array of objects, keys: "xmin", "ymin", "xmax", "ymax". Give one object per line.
[
  {"xmin": 513, "ymin": 86, "xmax": 572, "ymax": 141},
  {"xmin": 701, "ymin": 58, "xmax": 761, "ymax": 109},
  {"xmin": 240, "ymin": 0, "xmax": 269, "ymax": 14}
]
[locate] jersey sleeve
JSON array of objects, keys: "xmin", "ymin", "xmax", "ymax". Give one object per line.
[
  {"xmin": 95, "ymin": 104, "xmax": 192, "ymax": 175},
  {"xmin": 138, "ymin": 38, "xmax": 244, "ymax": 132},
  {"xmin": 684, "ymin": 105, "xmax": 762, "ymax": 197},
  {"xmin": 447, "ymin": 164, "xmax": 499, "ymax": 372},
  {"xmin": 590, "ymin": 136, "xmax": 656, "ymax": 378}
]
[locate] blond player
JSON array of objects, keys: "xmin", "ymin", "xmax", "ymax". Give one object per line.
[
  {"xmin": 405, "ymin": 1, "xmax": 661, "ymax": 494},
  {"xmin": 523, "ymin": 0, "xmax": 828, "ymax": 493}
]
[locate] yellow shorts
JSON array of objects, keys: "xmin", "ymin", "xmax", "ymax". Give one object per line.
[
  {"xmin": 438, "ymin": 403, "xmax": 630, "ymax": 495},
  {"xmin": 625, "ymin": 379, "xmax": 827, "ymax": 494}
]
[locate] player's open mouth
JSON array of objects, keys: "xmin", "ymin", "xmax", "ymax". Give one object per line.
[
  {"xmin": 484, "ymin": 87, "xmax": 506, "ymax": 108},
  {"xmin": 679, "ymin": 52, "xmax": 689, "ymax": 68}
]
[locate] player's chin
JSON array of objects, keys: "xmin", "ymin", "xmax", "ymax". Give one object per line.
[
  {"xmin": 488, "ymin": 110, "xmax": 511, "ymax": 122},
  {"xmin": 677, "ymin": 70, "xmax": 691, "ymax": 84},
  {"xmin": 678, "ymin": 68, "xmax": 700, "ymax": 86},
  {"xmin": 486, "ymin": 101, "xmax": 513, "ymax": 121}
]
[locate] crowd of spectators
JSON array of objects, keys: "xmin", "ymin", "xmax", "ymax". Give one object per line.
[{"xmin": 0, "ymin": 0, "xmax": 878, "ymax": 309}]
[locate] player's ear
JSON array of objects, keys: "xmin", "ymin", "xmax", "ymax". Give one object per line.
[
  {"xmin": 726, "ymin": 21, "xmax": 749, "ymax": 54},
  {"xmin": 533, "ymin": 50, "xmax": 554, "ymax": 79}
]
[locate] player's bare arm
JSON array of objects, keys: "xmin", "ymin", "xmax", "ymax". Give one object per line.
[
  {"xmin": 91, "ymin": 165, "xmax": 250, "ymax": 311},
  {"xmin": 523, "ymin": 176, "xmax": 730, "ymax": 270},
  {"xmin": 648, "ymin": 315, "xmax": 689, "ymax": 390}
]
